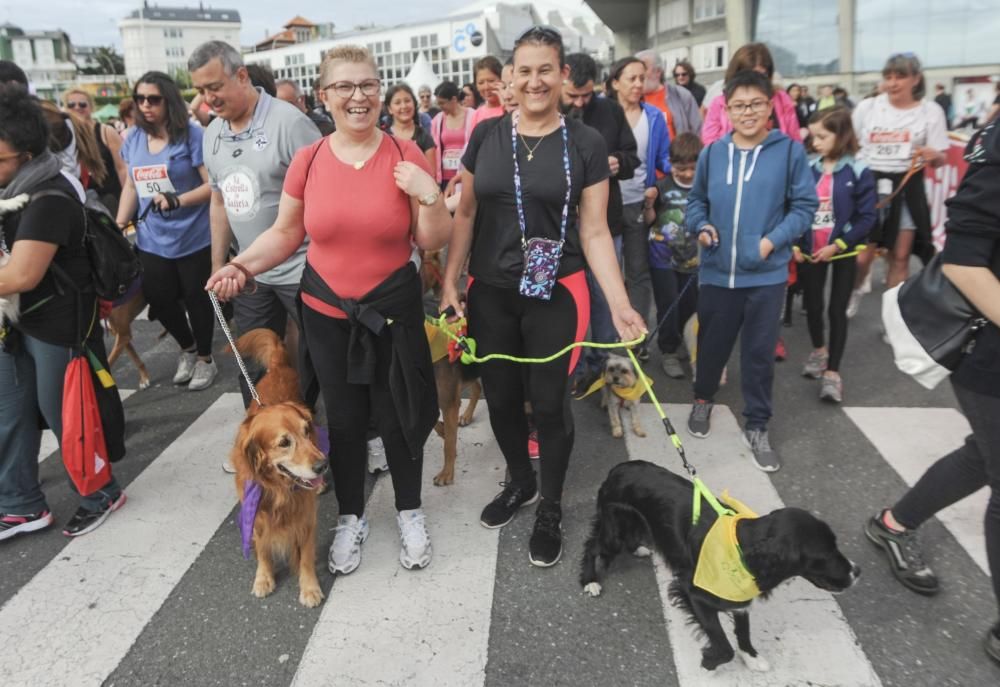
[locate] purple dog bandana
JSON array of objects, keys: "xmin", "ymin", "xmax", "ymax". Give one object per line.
[
  {"xmin": 314, "ymin": 423, "xmax": 330, "ymax": 456},
  {"xmin": 238, "ymin": 480, "xmax": 263, "ymax": 559}
]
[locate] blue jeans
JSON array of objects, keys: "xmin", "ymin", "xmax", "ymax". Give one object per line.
[
  {"xmin": 579, "ymin": 235, "xmax": 623, "ymax": 376},
  {"xmin": 0, "ymin": 334, "xmax": 121, "ymax": 514},
  {"xmin": 693, "ymin": 283, "xmax": 785, "ymax": 431}
]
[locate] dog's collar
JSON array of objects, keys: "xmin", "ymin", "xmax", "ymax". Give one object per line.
[{"xmin": 238, "ymin": 480, "xmax": 263, "ymax": 560}]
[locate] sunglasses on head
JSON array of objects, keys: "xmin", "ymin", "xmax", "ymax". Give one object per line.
[
  {"xmin": 134, "ymin": 94, "xmax": 164, "ymax": 106},
  {"xmin": 66, "ymin": 101, "xmax": 89, "ymax": 109},
  {"xmin": 515, "ymin": 24, "xmax": 562, "ymax": 44}
]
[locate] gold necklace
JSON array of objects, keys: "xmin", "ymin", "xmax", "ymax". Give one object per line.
[{"xmin": 518, "ymin": 132, "xmax": 549, "ymax": 161}]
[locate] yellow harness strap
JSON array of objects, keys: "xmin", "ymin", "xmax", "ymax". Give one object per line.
[
  {"xmin": 425, "ymin": 318, "xmax": 467, "ymax": 364},
  {"xmin": 692, "ymin": 489, "xmax": 761, "ymax": 602}
]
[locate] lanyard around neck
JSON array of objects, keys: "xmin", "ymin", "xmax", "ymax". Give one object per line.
[{"xmin": 511, "ymin": 109, "xmax": 571, "ymax": 249}]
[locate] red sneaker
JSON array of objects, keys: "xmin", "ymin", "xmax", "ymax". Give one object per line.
[
  {"xmin": 528, "ymin": 430, "xmax": 540, "ymax": 460},
  {"xmin": 775, "ymin": 337, "xmax": 787, "ymax": 362}
]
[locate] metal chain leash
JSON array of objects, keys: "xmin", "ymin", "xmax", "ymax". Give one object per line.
[{"xmin": 208, "ymin": 290, "xmax": 261, "ymax": 406}]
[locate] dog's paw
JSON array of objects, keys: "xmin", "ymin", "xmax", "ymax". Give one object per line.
[
  {"xmin": 433, "ymin": 420, "xmax": 445, "ymax": 438},
  {"xmin": 611, "ymin": 426, "xmax": 624, "ymax": 439},
  {"xmin": 138, "ymin": 377, "xmax": 151, "ymax": 391},
  {"xmin": 299, "ymin": 586, "xmax": 325, "ymax": 608},
  {"xmin": 739, "ymin": 650, "xmax": 770, "ymax": 672},
  {"xmin": 458, "ymin": 413, "xmax": 474, "ymax": 427},
  {"xmin": 583, "ymin": 582, "xmax": 603, "ymax": 597},
  {"xmin": 633, "ymin": 426, "xmax": 647, "ymax": 437},
  {"xmin": 433, "ymin": 469, "xmax": 454, "ymax": 487},
  {"xmin": 632, "ymin": 545, "xmax": 652, "ymax": 558},
  {"xmin": 252, "ymin": 575, "xmax": 275, "ymax": 598}
]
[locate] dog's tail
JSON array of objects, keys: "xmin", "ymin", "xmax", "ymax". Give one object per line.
[
  {"xmin": 235, "ymin": 328, "xmax": 290, "ymax": 371},
  {"xmin": 580, "ymin": 500, "xmax": 651, "ymax": 587}
]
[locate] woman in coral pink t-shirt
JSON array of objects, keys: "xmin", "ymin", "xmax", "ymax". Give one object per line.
[{"xmin": 207, "ymin": 45, "xmax": 452, "ymax": 575}]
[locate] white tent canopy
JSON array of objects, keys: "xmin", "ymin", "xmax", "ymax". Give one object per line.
[{"xmin": 403, "ymin": 52, "xmax": 442, "ymax": 91}]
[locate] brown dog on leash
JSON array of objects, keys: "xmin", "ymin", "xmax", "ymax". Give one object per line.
[
  {"xmin": 421, "ymin": 249, "xmax": 482, "ymax": 486},
  {"xmin": 104, "ymin": 287, "xmax": 152, "ymax": 390},
  {"xmin": 230, "ymin": 328, "xmax": 327, "ymax": 607}
]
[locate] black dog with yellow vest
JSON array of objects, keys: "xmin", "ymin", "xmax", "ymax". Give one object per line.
[{"xmin": 580, "ymin": 460, "xmax": 860, "ymax": 671}]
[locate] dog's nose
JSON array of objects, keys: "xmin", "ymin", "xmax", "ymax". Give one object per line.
[{"xmin": 312, "ymin": 458, "xmax": 329, "ymax": 474}]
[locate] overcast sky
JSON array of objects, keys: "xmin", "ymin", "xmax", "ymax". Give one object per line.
[{"xmin": 5, "ymin": 0, "xmax": 602, "ymax": 49}]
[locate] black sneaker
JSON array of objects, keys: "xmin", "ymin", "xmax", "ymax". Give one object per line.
[
  {"xmin": 63, "ymin": 492, "xmax": 127, "ymax": 537},
  {"xmin": 0, "ymin": 509, "xmax": 54, "ymax": 541},
  {"xmin": 529, "ymin": 500, "xmax": 562, "ymax": 567},
  {"xmin": 864, "ymin": 511, "xmax": 940, "ymax": 595},
  {"xmin": 480, "ymin": 480, "xmax": 538, "ymax": 529},
  {"xmin": 985, "ymin": 625, "xmax": 1000, "ymax": 666},
  {"xmin": 687, "ymin": 400, "xmax": 713, "ymax": 438}
]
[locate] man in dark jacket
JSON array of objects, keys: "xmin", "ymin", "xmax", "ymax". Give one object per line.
[{"xmin": 561, "ymin": 52, "xmax": 640, "ymax": 390}]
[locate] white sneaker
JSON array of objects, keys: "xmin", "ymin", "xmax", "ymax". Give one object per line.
[
  {"xmin": 173, "ymin": 351, "xmax": 197, "ymax": 384},
  {"xmin": 329, "ymin": 514, "xmax": 369, "ymax": 575},
  {"xmin": 846, "ymin": 288, "xmax": 863, "ymax": 319},
  {"xmin": 397, "ymin": 508, "xmax": 432, "ymax": 570},
  {"xmin": 367, "ymin": 437, "xmax": 388, "ymax": 474},
  {"xmin": 188, "ymin": 359, "xmax": 218, "ymax": 391},
  {"xmin": 221, "ymin": 459, "xmax": 236, "ymax": 474}
]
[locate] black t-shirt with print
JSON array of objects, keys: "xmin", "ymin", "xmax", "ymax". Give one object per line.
[
  {"xmin": 4, "ymin": 174, "xmax": 95, "ymax": 346},
  {"xmin": 462, "ymin": 113, "xmax": 609, "ymax": 289}
]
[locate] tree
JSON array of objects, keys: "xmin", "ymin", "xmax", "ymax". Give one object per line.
[{"xmin": 82, "ymin": 46, "xmax": 125, "ymax": 75}]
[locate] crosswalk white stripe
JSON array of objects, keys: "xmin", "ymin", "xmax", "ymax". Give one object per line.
[
  {"xmin": 38, "ymin": 389, "xmax": 136, "ymax": 463},
  {"xmin": 843, "ymin": 407, "xmax": 987, "ymax": 574},
  {"xmin": 292, "ymin": 415, "xmax": 504, "ymax": 687},
  {"xmin": 623, "ymin": 404, "xmax": 882, "ymax": 686},
  {"xmin": 0, "ymin": 393, "xmax": 244, "ymax": 687}
]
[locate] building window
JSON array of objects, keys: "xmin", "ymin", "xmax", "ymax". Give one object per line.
[
  {"xmin": 855, "ymin": 0, "xmax": 996, "ymax": 72},
  {"xmin": 755, "ymin": 0, "xmax": 839, "ymax": 76},
  {"xmin": 431, "ymin": 34, "xmax": 438, "ymax": 47},
  {"xmin": 693, "ymin": 0, "xmax": 725, "ymax": 22},
  {"xmin": 691, "ymin": 41, "xmax": 728, "ymax": 71},
  {"xmin": 656, "ymin": 0, "xmax": 689, "ymax": 32}
]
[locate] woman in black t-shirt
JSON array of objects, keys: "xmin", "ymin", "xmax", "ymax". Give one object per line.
[
  {"xmin": 440, "ymin": 27, "xmax": 645, "ymax": 568},
  {"xmin": 384, "ymin": 83, "xmax": 436, "ymax": 170},
  {"xmin": 865, "ymin": 121, "xmax": 1000, "ymax": 663},
  {"xmin": 0, "ymin": 87, "xmax": 126, "ymax": 542}
]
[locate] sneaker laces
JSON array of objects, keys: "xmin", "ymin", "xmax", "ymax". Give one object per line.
[
  {"xmin": 691, "ymin": 402, "xmax": 712, "ymax": 422},
  {"xmin": 398, "ymin": 511, "xmax": 429, "ymax": 552},
  {"xmin": 534, "ymin": 506, "xmax": 561, "ymax": 538},
  {"xmin": 494, "ymin": 481, "xmax": 528, "ymax": 508},
  {"xmin": 747, "ymin": 429, "xmax": 772, "ymax": 453},
  {"xmin": 331, "ymin": 517, "xmax": 364, "ymax": 554},
  {"xmin": 895, "ymin": 528, "xmax": 932, "ymax": 574}
]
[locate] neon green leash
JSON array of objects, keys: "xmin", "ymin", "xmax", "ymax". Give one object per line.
[{"xmin": 425, "ymin": 312, "xmax": 646, "ymax": 365}]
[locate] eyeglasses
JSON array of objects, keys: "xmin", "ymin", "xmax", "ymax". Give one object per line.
[
  {"xmin": 322, "ymin": 79, "xmax": 381, "ymax": 99},
  {"xmin": 515, "ymin": 24, "xmax": 562, "ymax": 44},
  {"xmin": 66, "ymin": 101, "xmax": 89, "ymax": 109},
  {"xmin": 134, "ymin": 94, "xmax": 164, "ymax": 106},
  {"xmin": 726, "ymin": 99, "xmax": 771, "ymax": 115},
  {"xmin": 673, "ymin": 71, "xmax": 689, "ymax": 78}
]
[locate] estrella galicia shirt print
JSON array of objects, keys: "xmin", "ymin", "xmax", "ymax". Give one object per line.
[{"xmin": 220, "ymin": 166, "xmax": 261, "ymax": 221}]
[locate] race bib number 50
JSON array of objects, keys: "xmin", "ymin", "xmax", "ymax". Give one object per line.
[{"xmin": 132, "ymin": 164, "xmax": 176, "ymax": 199}]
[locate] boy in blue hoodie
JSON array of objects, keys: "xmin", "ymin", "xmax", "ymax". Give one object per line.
[{"xmin": 685, "ymin": 70, "xmax": 818, "ymax": 472}]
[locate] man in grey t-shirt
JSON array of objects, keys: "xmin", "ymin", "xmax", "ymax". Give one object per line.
[{"xmin": 190, "ymin": 41, "xmax": 321, "ymax": 417}]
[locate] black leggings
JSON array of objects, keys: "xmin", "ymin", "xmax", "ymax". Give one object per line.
[
  {"xmin": 798, "ymin": 257, "xmax": 856, "ymax": 372},
  {"xmin": 466, "ymin": 274, "xmax": 588, "ymax": 503},
  {"xmin": 893, "ymin": 382, "xmax": 1000, "ymax": 611},
  {"xmin": 137, "ymin": 246, "xmax": 215, "ymax": 357},
  {"xmin": 301, "ymin": 304, "xmax": 422, "ymax": 515}
]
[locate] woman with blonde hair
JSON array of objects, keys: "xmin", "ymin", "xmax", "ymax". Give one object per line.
[
  {"xmin": 207, "ymin": 45, "xmax": 451, "ymax": 575},
  {"xmin": 61, "ymin": 89, "xmax": 126, "ymax": 213},
  {"xmin": 39, "ymin": 100, "xmax": 106, "ymax": 187}
]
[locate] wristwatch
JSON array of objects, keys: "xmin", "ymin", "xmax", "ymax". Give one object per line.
[{"xmin": 418, "ymin": 190, "xmax": 440, "ymax": 206}]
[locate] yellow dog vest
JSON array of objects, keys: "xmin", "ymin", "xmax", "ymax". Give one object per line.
[
  {"xmin": 578, "ymin": 372, "xmax": 651, "ymax": 402},
  {"xmin": 692, "ymin": 493, "xmax": 761, "ymax": 603}
]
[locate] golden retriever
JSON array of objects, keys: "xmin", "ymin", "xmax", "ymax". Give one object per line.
[{"xmin": 230, "ymin": 328, "xmax": 327, "ymax": 608}]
